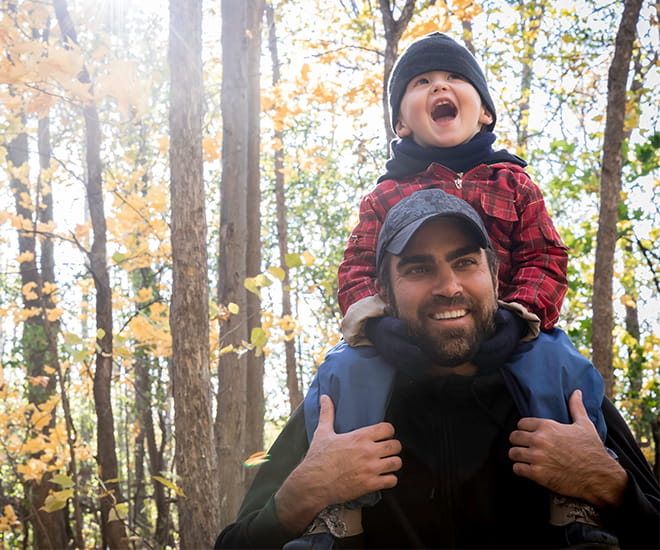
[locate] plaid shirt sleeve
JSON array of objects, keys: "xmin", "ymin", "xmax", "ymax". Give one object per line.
[
  {"xmin": 489, "ymin": 169, "xmax": 569, "ymax": 329},
  {"xmin": 337, "ymin": 193, "xmax": 382, "ymax": 315}
]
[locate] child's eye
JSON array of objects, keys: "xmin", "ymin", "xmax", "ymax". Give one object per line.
[
  {"xmin": 413, "ymin": 76, "xmax": 430, "ymax": 86},
  {"xmin": 448, "ymin": 73, "xmax": 466, "ymax": 81}
]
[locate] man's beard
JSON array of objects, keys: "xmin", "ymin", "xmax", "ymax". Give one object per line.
[{"xmin": 392, "ymin": 294, "xmax": 497, "ymax": 367}]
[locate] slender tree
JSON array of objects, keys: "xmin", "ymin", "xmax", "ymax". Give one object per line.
[
  {"xmin": 265, "ymin": 2, "xmax": 303, "ymax": 413},
  {"xmin": 591, "ymin": 0, "xmax": 643, "ymax": 396},
  {"xmin": 52, "ymin": 1, "xmax": 128, "ymax": 546},
  {"xmin": 245, "ymin": 0, "xmax": 266, "ymax": 482},
  {"xmin": 169, "ymin": 0, "xmax": 220, "ymax": 546},
  {"xmin": 216, "ymin": 0, "xmax": 250, "ymax": 525}
]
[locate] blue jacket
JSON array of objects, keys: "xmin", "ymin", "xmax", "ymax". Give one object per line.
[{"xmin": 304, "ymin": 328, "xmax": 606, "ymax": 508}]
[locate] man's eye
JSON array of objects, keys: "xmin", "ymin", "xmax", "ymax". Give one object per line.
[
  {"xmin": 405, "ymin": 265, "xmax": 429, "ymax": 275},
  {"xmin": 455, "ymin": 258, "xmax": 477, "ymax": 268}
]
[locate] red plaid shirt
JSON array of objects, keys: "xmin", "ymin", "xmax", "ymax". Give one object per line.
[{"xmin": 338, "ymin": 162, "xmax": 569, "ymax": 329}]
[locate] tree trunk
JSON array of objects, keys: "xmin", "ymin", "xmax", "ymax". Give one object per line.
[
  {"xmin": 245, "ymin": 0, "xmax": 266, "ymax": 488},
  {"xmin": 266, "ymin": 2, "xmax": 303, "ymax": 413},
  {"xmin": 169, "ymin": 0, "xmax": 220, "ymax": 547},
  {"xmin": 379, "ymin": 0, "xmax": 417, "ymax": 144},
  {"xmin": 7, "ymin": 122, "xmax": 68, "ymax": 549},
  {"xmin": 515, "ymin": 0, "xmax": 544, "ymax": 155},
  {"xmin": 591, "ymin": 0, "xmax": 643, "ymax": 397},
  {"xmin": 216, "ymin": 0, "xmax": 250, "ymax": 526},
  {"xmin": 52, "ymin": 2, "xmax": 128, "ymax": 546}
]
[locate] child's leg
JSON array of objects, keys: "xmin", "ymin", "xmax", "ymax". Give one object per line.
[
  {"xmin": 295, "ymin": 340, "xmax": 395, "ymax": 543},
  {"xmin": 502, "ymin": 328, "xmax": 617, "ymax": 548},
  {"xmin": 501, "ymin": 328, "xmax": 606, "ymax": 440}
]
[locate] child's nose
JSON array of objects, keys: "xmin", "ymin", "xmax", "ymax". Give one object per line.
[{"xmin": 432, "ymin": 79, "xmax": 449, "ymax": 93}]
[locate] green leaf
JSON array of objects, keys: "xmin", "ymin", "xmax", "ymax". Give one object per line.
[
  {"xmin": 49, "ymin": 473, "xmax": 75, "ymax": 489},
  {"xmin": 285, "ymin": 253, "xmax": 302, "ymax": 268},
  {"xmin": 41, "ymin": 489, "xmax": 74, "ymax": 513},
  {"xmin": 108, "ymin": 502, "xmax": 128, "ymax": 523}
]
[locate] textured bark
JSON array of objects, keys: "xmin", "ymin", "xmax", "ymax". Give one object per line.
[
  {"xmin": 591, "ymin": 0, "xmax": 643, "ymax": 397},
  {"xmin": 266, "ymin": 3, "xmax": 303, "ymax": 413},
  {"xmin": 216, "ymin": 0, "xmax": 250, "ymax": 526},
  {"xmin": 169, "ymin": 0, "xmax": 220, "ymax": 547},
  {"xmin": 245, "ymin": 0, "xmax": 266, "ymax": 488}
]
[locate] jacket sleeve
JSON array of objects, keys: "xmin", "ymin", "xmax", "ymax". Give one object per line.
[
  {"xmin": 496, "ymin": 170, "xmax": 569, "ymax": 330},
  {"xmin": 599, "ymin": 398, "xmax": 660, "ymax": 549},
  {"xmin": 337, "ymin": 193, "xmax": 382, "ymax": 316},
  {"xmin": 214, "ymin": 406, "xmax": 310, "ymax": 548}
]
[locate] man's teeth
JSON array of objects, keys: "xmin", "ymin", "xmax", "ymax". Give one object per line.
[{"xmin": 431, "ymin": 310, "xmax": 467, "ymax": 320}]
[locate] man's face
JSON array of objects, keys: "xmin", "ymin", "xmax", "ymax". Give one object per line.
[{"xmin": 379, "ymin": 218, "xmax": 497, "ymax": 369}]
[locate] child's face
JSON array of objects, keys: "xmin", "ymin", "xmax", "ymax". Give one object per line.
[{"xmin": 395, "ymin": 70, "xmax": 493, "ymax": 148}]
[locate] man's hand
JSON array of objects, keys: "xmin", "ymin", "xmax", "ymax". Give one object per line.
[
  {"xmin": 509, "ymin": 390, "xmax": 627, "ymax": 509},
  {"xmin": 275, "ymin": 395, "xmax": 402, "ymax": 536}
]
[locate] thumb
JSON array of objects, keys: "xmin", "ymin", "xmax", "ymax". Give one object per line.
[
  {"xmin": 315, "ymin": 394, "xmax": 336, "ymax": 436},
  {"xmin": 568, "ymin": 389, "xmax": 590, "ymax": 425}
]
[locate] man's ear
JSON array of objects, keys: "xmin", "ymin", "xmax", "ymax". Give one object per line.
[{"xmin": 375, "ymin": 279, "xmax": 391, "ymax": 308}]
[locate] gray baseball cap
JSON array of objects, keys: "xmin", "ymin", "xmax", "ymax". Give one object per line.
[{"xmin": 376, "ymin": 189, "xmax": 492, "ymax": 270}]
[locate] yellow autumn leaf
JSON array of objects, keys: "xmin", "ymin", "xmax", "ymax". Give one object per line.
[
  {"xmin": 228, "ymin": 302, "xmax": 240, "ymax": 314},
  {"xmin": 267, "ymin": 266, "xmax": 285, "ymax": 281},
  {"xmin": 47, "ymin": 308, "xmax": 64, "ymax": 322},
  {"xmin": 219, "ymin": 344, "xmax": 235, "ymax": 355},
  {"xmin": 152, "ymin": 475, "xmax": 186, "ymax": 497},
  {"xmin": 620, "ymin": 295, "xmax": 637, "ymax": 308},
  {"xmin": 136, "ymin": 287, "xmax": 153, "ymax": 303},
  {"xmin": 22, "ymin": 282, "xmax": 39, "ymax": 301},
  {"xmin": 16, "ymin": 251, "xmax": 35, "ymax": 264},
  {"xmin": 17, "ymin": 458, "xmax": 48, "ymax": 482},
  {"xmin": 302, "ymin": 250, "xmax": 315, "ymax": 266}
]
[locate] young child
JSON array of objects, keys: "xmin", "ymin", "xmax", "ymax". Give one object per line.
[{"xmin": 293, "ymin": 32, "xmax": 613, "ymax": 548}]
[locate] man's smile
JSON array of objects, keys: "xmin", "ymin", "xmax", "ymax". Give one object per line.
[{"xmin": 430, "ymin": 309, "xmax": 468, "ymax": 320}]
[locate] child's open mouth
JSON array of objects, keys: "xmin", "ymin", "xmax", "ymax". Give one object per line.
[{"xmin": 431, "ymin": 101, "xmax": 457, "ymax": 122}]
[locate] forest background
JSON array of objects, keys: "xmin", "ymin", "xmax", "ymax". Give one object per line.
[{"xmin": 0, "ymin": 0, "xmax": 658, "ymax": 548}]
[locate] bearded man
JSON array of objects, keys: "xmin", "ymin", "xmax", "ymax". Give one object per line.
[{"xmin": 215, "ymin": 191, "xmax": 659, "ymax": 549}]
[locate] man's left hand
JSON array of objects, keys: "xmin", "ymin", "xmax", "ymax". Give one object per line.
[{"xmin": 508, "ymin": 390, "xmax": 627, "ymax": 509}]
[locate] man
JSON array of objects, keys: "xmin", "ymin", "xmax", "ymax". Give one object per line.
[{"xmin": 215, "ymin": 191, "xmax": 659, "ymax": 549}]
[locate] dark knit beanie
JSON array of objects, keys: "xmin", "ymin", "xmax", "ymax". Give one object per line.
[{"xmin": 388, "ymin": 32, "xmax": 496, "ymax": 133}]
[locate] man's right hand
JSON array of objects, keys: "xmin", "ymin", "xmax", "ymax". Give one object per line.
[{"xmin": 274, "ymin": 394, "xmax": 402, "ymax": 536}]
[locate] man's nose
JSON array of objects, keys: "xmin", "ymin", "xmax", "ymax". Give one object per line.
[{"xmin": 431, "ymin": 269, "xmax": 462, "ymax": 297}]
